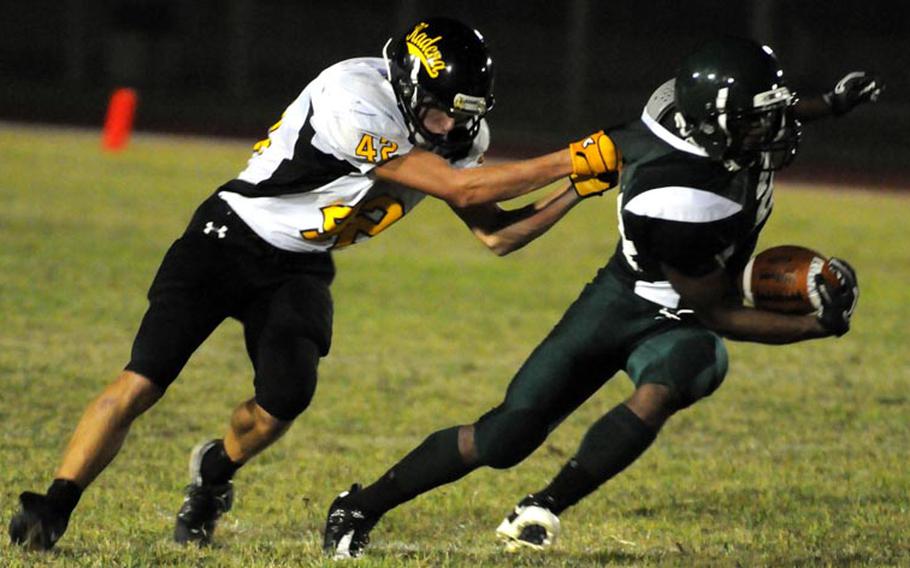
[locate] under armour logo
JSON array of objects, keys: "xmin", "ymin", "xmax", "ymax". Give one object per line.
[
  {"xmin": 203, "ymin": 221, "xmax": 228, "ymax": 239},
  {"xmin": 656, "ymin": 307, "xmax": 695, "ymax": 321}
]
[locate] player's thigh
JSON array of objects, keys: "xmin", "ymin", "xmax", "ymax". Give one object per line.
[
  {"xmin": 625, "ymin": 325, "xmax": 729, "ymax": 408},
  {"xmin": 497, "ymin": 275, "xmax": 642, "ymax": 422},
  {"xmin": 472, "ymin": 278, "xmax": 635, "ymax": 466},
  {"xmin": 127, "ymin": 236, "xmax": 229, "ymax": 389},
  {"xmin": 243, "ymin": 274, "xmax": 333, "ymax": 360},
  {"xmin": 244, "ymin": 274, "xmax": 333, "ymax": 420}
]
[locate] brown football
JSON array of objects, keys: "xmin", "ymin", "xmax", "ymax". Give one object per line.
[{"xmin": 741, "ymin": 245, "xmax": 841, "ymax": 314}]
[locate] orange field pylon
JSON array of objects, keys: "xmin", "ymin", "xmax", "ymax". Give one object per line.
[{"xmin": 102, "ymin": 88, "xmax": 138, "ymax": 152}]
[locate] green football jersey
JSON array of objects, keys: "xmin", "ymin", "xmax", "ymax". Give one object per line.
[{"xmin": 605, "ymin": 80, "xmax": 775, "ymax": 309}]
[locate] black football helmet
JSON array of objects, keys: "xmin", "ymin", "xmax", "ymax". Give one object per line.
[
  {"xmin": 674, "ymin": 37, "xmax": 801, "ymax": 170},
  {"xmin": 383, "ymin": 17, "xmax": 495, "ymax": 156}
]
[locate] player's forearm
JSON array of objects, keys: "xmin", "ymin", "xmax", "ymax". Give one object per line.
[
  {"xmin": 793, "ymin": 95, "xmax": 835, "ymax": 123},
  {"xmin": 699, "ymin": 305, "xmax": 829, "ymax": 345},
  {"xmin": 454, "ymin": 150, "xmax": 572, "ymax": 208},
  {"xmin": 480, "ymin": 185, "xmax": 581, "ymax": 255}
]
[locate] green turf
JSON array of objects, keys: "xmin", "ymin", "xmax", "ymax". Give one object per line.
[{"xmin": 1, "ymin": 124, "xmax": 908, "ymax": 567}]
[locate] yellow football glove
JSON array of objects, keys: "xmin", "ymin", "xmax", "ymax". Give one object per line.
[
  {"xmin": 569, "ymin": 130, "xmax": 620, "ymax": 177},
  {"xmin": 571, "ymin": 172, "xmax": 619, "ymax": 198}
]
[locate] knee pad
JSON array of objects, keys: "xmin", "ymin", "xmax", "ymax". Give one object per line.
[
  {"xmin": 254, "ymin": 365, "xmax": 316, "ymax": 421},
  {"xmin": 253, "ymin": 336, "xmax": 320, "ymax": 421},
  {"xmin": 474, "ymin": 406, "xmax": 550, "ymax": 469},
  {"xmin": 629, "ymin": 326, "xmax": 728, "ymax": 409},
  {"xmin": 678, "ymin": 333, "xmax": 728, "ymax": 406}
]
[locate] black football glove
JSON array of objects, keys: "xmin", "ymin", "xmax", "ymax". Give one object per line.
[
  {"xmin": 823, "ymin": 72, "xmax": 884, "ymax": 116},
  {"xmin": 815, "ymin": 257, "xmax": 859, "ymax": 337}
]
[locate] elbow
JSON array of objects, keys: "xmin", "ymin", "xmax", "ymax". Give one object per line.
[
  {"xmin": 702, "ymin": 321, "xmax": 741, "ymax": 341},
  {"xmin": 476, "ymin": 233, "xmax": 513, "ymax": 256},
  {"xmin": 444, "ymin": 172, "xmax": 486, "ymax": 209},
  {"xmin": 490, "ymin": 242, "xmax": 515, "ymax": 256},
  {"xmin": 693, "ymin": 306, "xmax": 732, "ymax": 335},
  {"xmin": 473, "ymin": 227, "xmax": 526, "ymax": 256},
  {"xmin": 447, "ymin": 185, "xmax": 484, "ymax": 209},
  {"xmin": 448, "ymin": 192, "xmax": 476, "ymax": 210},
  {"xmin": 695, "ymin": 305, "xmax": 748, "ymax": 340}
]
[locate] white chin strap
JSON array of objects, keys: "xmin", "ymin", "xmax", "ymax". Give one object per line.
[
  {"xmin": 381, "ymin": 38, "xmax": 394, "ymax": 81},
  {"xmin": 407, "ymin": 58, "xmax": 422, "ymax": 108},
  {"xmin": 716, "ymin": 86, "xmax": 731, "ymax": 139}
]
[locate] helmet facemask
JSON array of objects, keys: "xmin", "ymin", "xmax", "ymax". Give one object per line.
[
  {"xmin": 678, "ymin": 84, "xmax": 801, "ymax": 171},
  {"xmin": 722, "ymin": 85, "xmax": 801, "ymax": 170}
]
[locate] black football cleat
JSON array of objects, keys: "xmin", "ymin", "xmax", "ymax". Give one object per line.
[
  {"xmin": 173, "ymin": 440, "xmax": 234, "ymax": 546},
  {"xmin": 495, "ymin": 494, "xmax": 561, "ymax": 552},
  {"xmin": 8, "ymin": 491, "xmax": 71, "ymax": 551},
  {"xmin": 323, "ymin": 484, "xmax": 379, "ymax": 559}
]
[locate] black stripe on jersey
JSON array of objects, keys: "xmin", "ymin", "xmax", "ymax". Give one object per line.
[
  {"xmin": 220, "ymin": 107, "xmax": 358, "ymax": 197},
  {"xmin": 623, "ymin": 213, "xmax": 743, "ymax": 277}
]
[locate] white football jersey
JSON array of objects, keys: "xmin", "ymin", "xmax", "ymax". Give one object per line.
[{"xmin": 218, "ymin": 57, "xmax": 489, "ymax": 252}]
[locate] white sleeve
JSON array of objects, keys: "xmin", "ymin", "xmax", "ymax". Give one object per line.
[{"xmin": 308, "ymin": 82, "xmax": 413, "ymax": 174}]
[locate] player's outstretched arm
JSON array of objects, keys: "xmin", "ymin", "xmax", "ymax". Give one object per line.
[
  {"xmin": 794, "ymin": 71, "xmax": 884, "ymax": 122},
  {"xmin": 373, "ymin": 131, "xmax": 619, "ymax": 209},
  {"xmin": 450, "ymin": 182, "xmax": 583, "ymax": 256},
  {"xmin": 374, "ymin": 147, "xmax": 569, "ymax": 208},
  {"xmin": 663, "ymin": 263, "xmax": 839, "ymax": 345}
]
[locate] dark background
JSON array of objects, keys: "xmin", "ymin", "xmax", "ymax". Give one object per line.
[{"xmin": 2, "ymin": 0, "xmax": 908, "ymax": 183}]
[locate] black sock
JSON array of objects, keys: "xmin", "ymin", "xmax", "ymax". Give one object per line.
[
  {"xmin": 46, "ymin": 479, "xmax": 83, "ymax": 516},
  {"xmin": 347, "ymin": 426, "xmax": 477, "ymax": 516},
  {"xmin": 200, "ymin": 440, "xmax": 241, "ymax": 485},
  {"xmin": 535, "ymin": 404, "xmax": 657, "ymax": 514}
]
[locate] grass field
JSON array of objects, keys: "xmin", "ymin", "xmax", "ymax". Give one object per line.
[{"xmin": 1, "ymin": 123, "xmax": 908, "ymax": 567}]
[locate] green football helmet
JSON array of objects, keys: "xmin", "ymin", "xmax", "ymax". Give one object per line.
[{"xmin": 674, "ymin": 37, "xmax": 801, "ymax": 170}]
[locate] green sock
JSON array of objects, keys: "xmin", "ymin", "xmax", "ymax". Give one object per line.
[
  {"xmin": 347, "ymin": 426, "xmax": 476, "ymax": 516},
  {"xmin": 535, "ymin": 404, "xmax": 656, "ymax": 514}
]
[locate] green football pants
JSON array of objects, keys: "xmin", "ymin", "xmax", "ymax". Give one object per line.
[{"xmin": 474, "ymin": 264, "xmax": 728, "ymax": 468}]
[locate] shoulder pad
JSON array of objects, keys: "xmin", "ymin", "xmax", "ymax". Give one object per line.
[
  {"xmin": 310, "ymin": 59, "xmax": 413, "ymax": 170},
  {"xmin": 644, "ymin": 79, "xmax": 676, "ymax": 123}
]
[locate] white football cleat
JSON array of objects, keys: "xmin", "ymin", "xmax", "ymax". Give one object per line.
[{"xmin": 495, "ymin": 495, "xmax": 561, "ymax": 552}]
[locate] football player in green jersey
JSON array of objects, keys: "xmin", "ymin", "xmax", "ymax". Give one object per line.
[{"xmin": 323, "ymin": 37, "xmax": 881, "ymax": 558}]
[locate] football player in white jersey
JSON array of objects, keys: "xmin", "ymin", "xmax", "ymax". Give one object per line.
[{"xmin": 9, "ymin": 17, "xmax": 621, "ymax": 550}]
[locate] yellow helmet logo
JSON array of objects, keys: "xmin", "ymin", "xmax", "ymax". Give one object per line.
[{"xmin": 406, "ymin": 22, "xmax": 446, "ymax": 78}]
